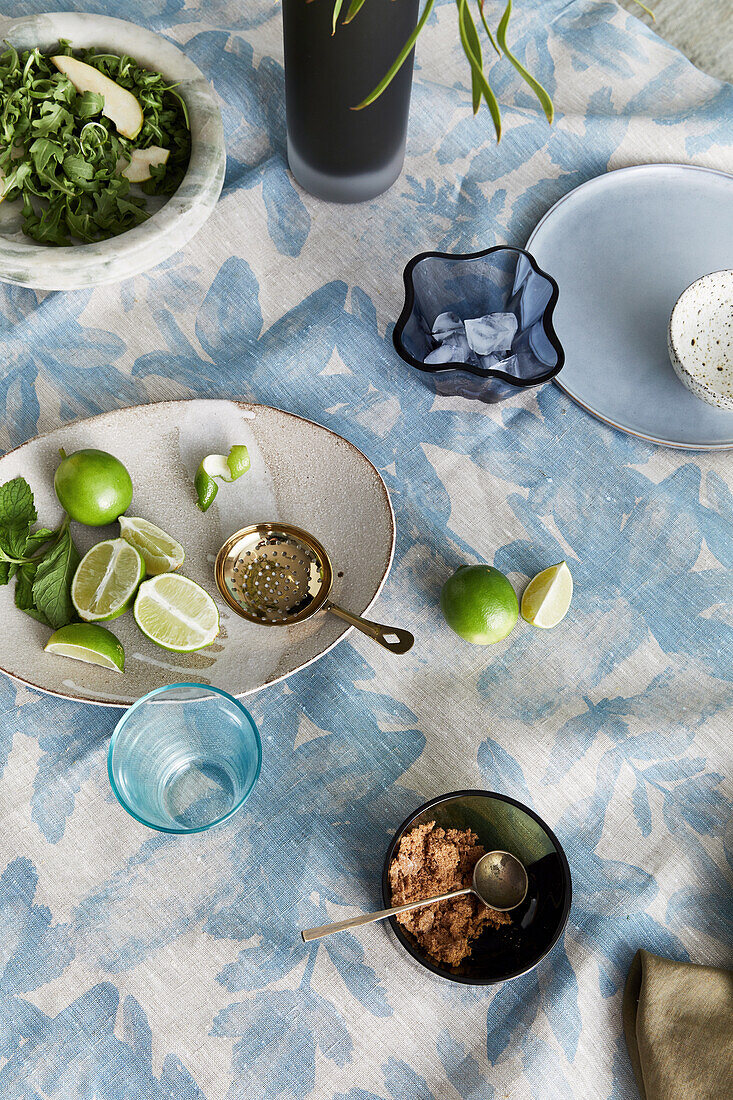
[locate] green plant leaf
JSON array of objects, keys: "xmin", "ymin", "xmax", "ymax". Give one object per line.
[
  {"xmin": 456, "ymin": 0, "xmax": 502, "ymax": 139},
  {"xmin": 477, "ymin": 0, "xmax": 501, "ymax": 55},
  {"xmin": 353, "ymin": 0, "xmax": 436, "ymax": 110},
  {"xmin": 0, "ymin": 476, "xmax": 37, "ymax": 558},
  {"xmin": 343, "ymin": 0, "xmax": 368, "ymax": 23},
  {"xmin": 14, "ymin": 560, "xmax": 38, "ymax": 611},
  {"xmin": 496, "ymin": 0, "xmax": 554, "ymax": 124},
  {"xmin": 75, "ymin": 90, "xmax": 104, "ymax": 118},
  {"xmin": 24, "ymin": 527, "xmax": 57, "ymax": 555},
  {"xmin": 31, "ymin": 528, "xmax": 80, "ymax": 629},
  {"xmin": 332, "ymin": 0, "xmax": 344, "ymax": 35}
]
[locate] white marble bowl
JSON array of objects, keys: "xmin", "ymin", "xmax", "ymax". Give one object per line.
[
  {"xmin": 668, "ymin": 270, "xmax": 733, "ymax": 411},
  {"xmin": 0, "ymin": 12, "xmax": 225, "ymax": 290}
]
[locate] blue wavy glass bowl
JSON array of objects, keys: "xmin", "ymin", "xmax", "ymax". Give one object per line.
[{"xmin": 393, "ymin": 246, "xmax": 564, "ymax": 403}]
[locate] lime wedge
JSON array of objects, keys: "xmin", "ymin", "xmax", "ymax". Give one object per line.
[
  {"xmin": 521, "ymin": 561, "xmax": 573, "ymax": 628},
  {"xmin": 118, "ymin": 516, "xmax": 185, "ymax": 575},
  {"xmin": 71, "ymin": 538, "xmax": 145, "ymax": 622},
  {"xmin": 133, "ymin": 573, "xmax": 219, "ymax": 651},
  {"xmin": 45, "ymin": 623, "xmax": 124, "ymax": 672},
  {"xmin": 195, "ymin": 445, "xmax": 250, "ymax": 512}
]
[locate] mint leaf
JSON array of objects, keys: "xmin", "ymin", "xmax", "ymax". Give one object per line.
[
  {"xmin": 15, "ymin": 560, "xmax": 37, "ymax": 610},
  {"xmin": 31, "ymin": 529, "xmax": 79, "ymax": 629},
  {"xmin": 24, "ymin": 607, "xmax": 52, "ymax": 627},
  {"xmin": 24, "ymin": 527, "xmax": 56, "ymax": 555},
  {"xmin": 0, "ymin": 477, "xmax": 37, "ymax": 559}
]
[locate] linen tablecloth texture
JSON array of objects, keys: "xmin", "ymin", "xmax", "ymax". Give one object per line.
[
  {"xmin": 0, "ymin": 2, "xmax": 731, "ymax": 1098},
  {"xmin": 623, "ymin": 951, "xmax": 733, "ymax": 1099}
]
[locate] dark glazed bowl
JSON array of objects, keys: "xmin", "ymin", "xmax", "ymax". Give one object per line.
[
  {"xmin": 393, "ymin": 247, "xmax": 564, "ymax": 403},
  {"xmin": 382, "ymin": 790, "xmax": 571, "ymax": 984}
]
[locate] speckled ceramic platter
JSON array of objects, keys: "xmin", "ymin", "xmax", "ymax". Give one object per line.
[
  {"xmin": 0, "ymin": 13, "xmax": 225, "ymax": 289},
  {"xmin": 527, "ymin": 164, "xmax": 733, "ymax": 450},
  {"xmin": 0, "ymin": 400, "xmax": 395, "ymax": 706}
]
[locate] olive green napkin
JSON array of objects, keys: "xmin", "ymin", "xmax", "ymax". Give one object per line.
[{"xmin": 623, "ymin": 950, "xmax": 733, "ymax": 1099}]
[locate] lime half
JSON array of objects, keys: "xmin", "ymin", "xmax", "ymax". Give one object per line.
[
  {"xmin": 72, "ymin": 538, "xmax": 145, "ymax": 622},
  {"xmin": 133, "ymin": 573, "xmax": 219, "ymax": 651},
  {"xmin": 45, "ymin": 623, "xmax": 125, "ymax": 672},
  {"xmin": 195, "ymin": 445, "xmax": 250, "ymax": 512},
  {"xmin": 118, "ymin": 516, "xmax": 185, "ymax": 575},
  {"xmin": 440, "ymin": 564, "xmax": 518, "ymax": 645},
  {"xmin": 521, "ymin": 561, "xmax": 573, "ymax": 628}
]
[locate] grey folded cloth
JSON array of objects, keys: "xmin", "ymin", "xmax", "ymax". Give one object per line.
[{"xmin": 623, "ymin": 950, "xmax": 733, "ymax": 1099}]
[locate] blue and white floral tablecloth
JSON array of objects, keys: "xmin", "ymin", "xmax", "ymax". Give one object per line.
[{"xmin": 1, "ymin": 1, "xmax": 731, "ymax": 1097}]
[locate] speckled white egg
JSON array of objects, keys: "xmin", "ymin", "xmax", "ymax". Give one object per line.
[{"xmin": 668, "ymin": 270, "xmax": 733, "ymax": 411}]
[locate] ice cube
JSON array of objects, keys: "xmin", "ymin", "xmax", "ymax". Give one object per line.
[
  {"xmin": 481, "ymin": 353, "xmax": 521, "ymax": 376},
  {"xmin": 464, "ymin": 312, "xmax": 518, "ymax": 356},
  {"xmin": 432, "ymin": 311, "xmax": 463, "ymax": 339},
  {"xmin": 424, "ymin": 333, "xmax": 476, "ymax": 366}
]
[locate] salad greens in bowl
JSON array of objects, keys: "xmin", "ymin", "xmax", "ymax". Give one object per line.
[{"xmin": 0, "ymin": 12, "xmax": 225, "ymax": 289}]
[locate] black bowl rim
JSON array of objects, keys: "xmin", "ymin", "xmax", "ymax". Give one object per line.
[
  {"xmin": 381, "ymin": 789, "xmax": 572, "ymax": 986},
  {"xmin": 392, "ymin": 245, "xmax": 565, "ymax": 387}
]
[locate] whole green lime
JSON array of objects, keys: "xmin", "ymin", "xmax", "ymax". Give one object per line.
[
  {"xmin": 440, "ymin": 564, "xmax": 519, "ymax": 645},
  {"xmin": 54, "ymin": 449, "xmax": 133, "ymax": 527}
]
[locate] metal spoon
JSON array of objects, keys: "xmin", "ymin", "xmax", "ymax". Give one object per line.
[{"xmin": 301, "ymin": 850, "xmax": 528, "ymax": 942}]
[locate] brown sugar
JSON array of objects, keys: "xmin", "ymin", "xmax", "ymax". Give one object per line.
[{"xmin": 388, "ymin": 820, "xmax": 511, "ymax": 967}]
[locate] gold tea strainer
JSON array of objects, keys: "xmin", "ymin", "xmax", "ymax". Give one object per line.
[{"xmin": 214, "ymin": 523, "xmax": 414, "ymax": 654}]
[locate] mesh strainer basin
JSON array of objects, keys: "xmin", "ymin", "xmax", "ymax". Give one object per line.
[
  {"xmin": 215, "ymin": 522, "xmax": 414, "ymax": 653},
  {"xmin": 216, "ymin": 525, "xmax": 332, "ymax": 625}
]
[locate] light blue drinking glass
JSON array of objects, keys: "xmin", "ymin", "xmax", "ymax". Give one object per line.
[{"xmin": 108, "ymin": 683, "xmax": 261, "ymax": 833}]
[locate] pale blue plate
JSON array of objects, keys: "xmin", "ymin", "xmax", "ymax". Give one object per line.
[{"xmin": 526, "ymin": 164, "xmax": 733, "ymax": 450}]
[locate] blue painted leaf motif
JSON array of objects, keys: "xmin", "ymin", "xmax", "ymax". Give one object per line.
[
  {"xmin": 0, "ymin": 858, "xmax": 74, "ymax": 997},
  {"xmin": 631, "ymin": 771, "xmax": 652, "ymax": 837},
  {"xmin": 0, "ymin": 691, "xmax": 117, "ymax": 843},
  {"xmin": 436, "ymin": 1029, "xmax": 488, "ymax": 1098},
  {"xmin": 212, "ymin": 988, "xmax": 352, "ymax": 1099},
  {"xmin": 382, "ymin": 1058, "xmax": 437, "ymax": 1099},
  {"xmin": 542, "ymin": 947, "xmax": 581, "ymax": 1061},
  {"xmin": 195, "ymin": 255, "xmax": 263, "ymax": 361},
  {"xmin": 485, "ymin": 970, "xmax": 541, "ymax": 1065},
  {"xmin": 261, "ymin": 158, "xmax": 311, "ymax": 258},
  {"xmin": 323, "ymin": 934, "xmax": 392, "ymax": 1018},
  {"xmin": 477, "ymin": 737, "xmax": 532, "ymax": 799},
  {"xmin": 0, "ymin": 981, "xmax": 205, "ymax": 1098}
]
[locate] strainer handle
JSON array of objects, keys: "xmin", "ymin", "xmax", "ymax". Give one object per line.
[{"xmin": 326, "ymin": 603, "xmax": 414, "ymax": 654}]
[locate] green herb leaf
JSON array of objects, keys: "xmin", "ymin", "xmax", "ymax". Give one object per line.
[
  {"xmin": 76, "ymin": 90, "xmax": 105, "ymax": 118},
  {"xmin": 23, "ymin": 607, "xmax": 53, "ymax": 627},
  {"xmin": 0, "ymin": 476, "xmax": 37, "ymax": 558},
  {"xmin": 62, "ymin": 154, "xmax": 95, "ymax": 184},
  {"xmin": 14, "ymin": 560, "xmax": 38, "ymax": 611},
  {"xmin": 496, "ymin": 0, "xmax": 554, "ymax": 124},
  {"xmin": 31, "ymin": 527, "xmax": 80, "ymax": 630},
  {"xmin": 24, "ymin": 527, "xmax": 57, "ymax": 555}
]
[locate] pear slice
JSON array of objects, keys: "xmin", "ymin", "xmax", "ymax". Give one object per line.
[
  {"xmin": 51, "ymin": 55, "xmax": 144, "ymax": 139},
  {"xmin": 119, "ymin": 145, "xmax": 169, "ymax": 183}
]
